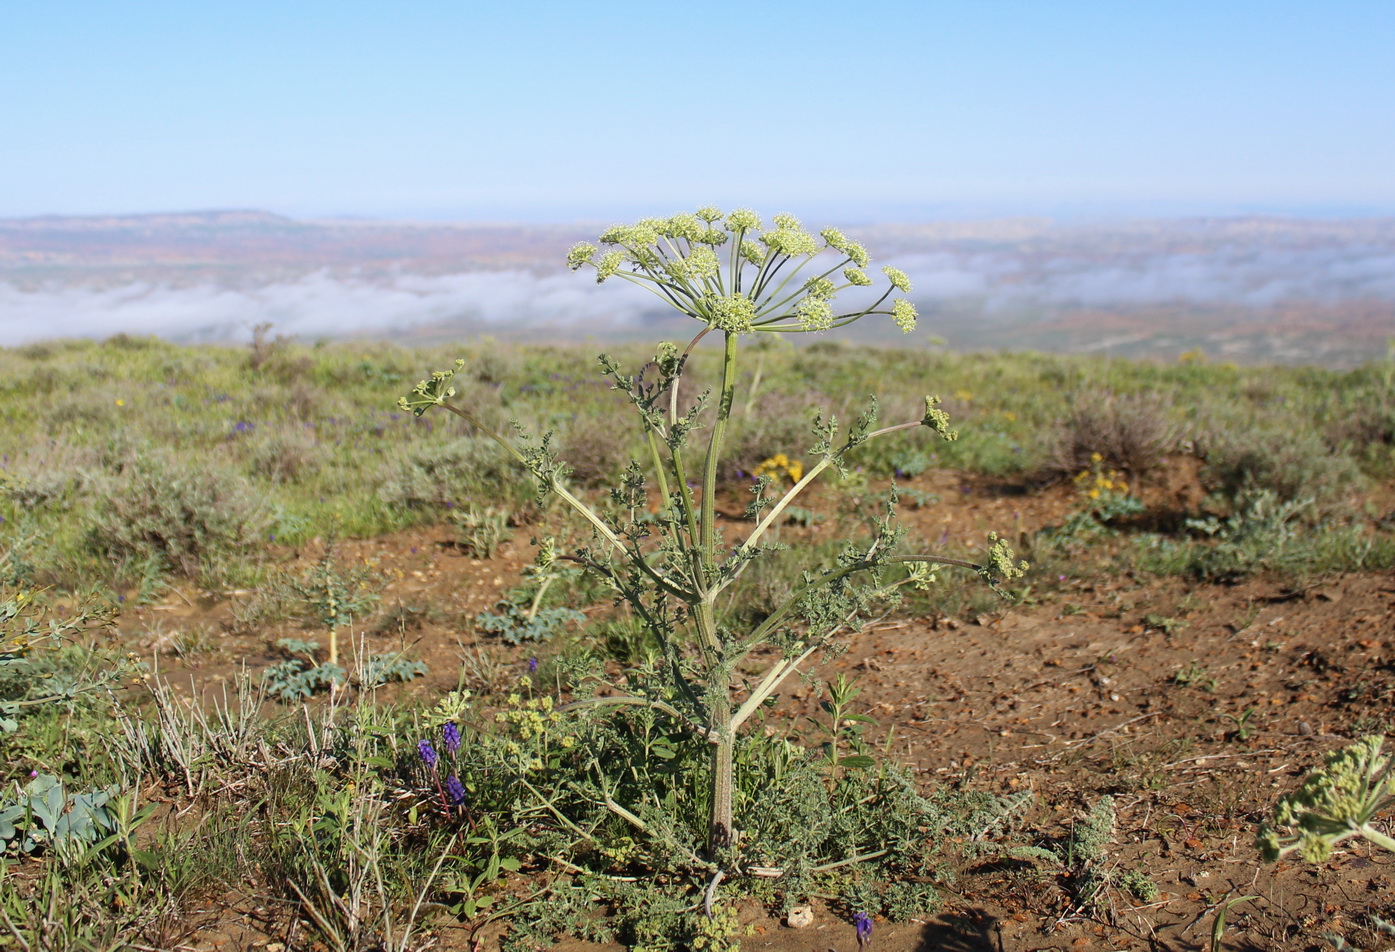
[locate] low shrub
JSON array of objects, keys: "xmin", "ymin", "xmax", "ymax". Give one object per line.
[
  {"xmin": 376, "ymin": 436, "xmax": 533, "ymax": 517},
  {"xmin": 1200, "ymin": 426, "xmax": 1366, "ymax": 513},
  {"xmin": 86, "ymin": 448, "xmax": 272, "ymax": 582},
  {"xmin": 1041, "ymin": 390, "xmax": 1175, "ymax": 482}
]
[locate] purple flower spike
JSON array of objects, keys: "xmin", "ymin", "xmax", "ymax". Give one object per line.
[
  {"xmin": 528, "ymin": 657, "xmax": 539, "ymax": 674},
  {"xmin": 854, "ymin": 912, "xmax": 873, "ymax": 947},
  {"xmin": 441, "ymin": 721, "xmax": 461, "ymax": 755},
  {"xmin": 446, "ymin": 774, "xmax": 466, "ymax": 805},
  {"xmin": 417, "ymin": 739, "xmax": 438, "ymax": 767}
]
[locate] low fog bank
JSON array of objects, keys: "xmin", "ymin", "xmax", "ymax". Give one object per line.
[
  {"xmin": 896, "ymin": 246, "xmax": 1395, "ymax": 310},
  {"xmin": 0, "ymin": 269, "xmax": 656, "ymax": 345},
  {"xmin": 3, "ymin": 226, "xmax": 1395, "ymax": 347}
]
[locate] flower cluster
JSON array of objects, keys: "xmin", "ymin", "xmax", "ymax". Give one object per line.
[
  {"xmin": 1074, "ymin": 453, "xmax": 1129, "ymax": 502},
  {"xmin": 1257, "ymin": 735, "xmax": 1395, "ymax": 863},
  {"xmin": 494, "ymin": 692, "xmax": 575, "ymax": 772},
  {"xmin": 853, "ymin": 911, "xmax": 874, "ymax": 949},
  {"xmin": 565, "ymin": 208, "xmax": 919, "ymax": 335},
  {"xmin": 979, "ymin": 533, "xmax": 1030, "ymax": 587},
  {"xmin": 752, "ymin": 452, "xmax": 804, "ymax": 486},
  {"xmin": 417, "ymin": 722, "xmax": 469, "ymax": 814}
]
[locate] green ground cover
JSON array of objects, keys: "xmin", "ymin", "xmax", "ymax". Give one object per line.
[{"xmin": 0, "ymin": 323, "xmax": 1393, "ymax": 950}]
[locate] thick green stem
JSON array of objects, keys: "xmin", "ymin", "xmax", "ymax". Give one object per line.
[
  {"xmin": 708, "ymin": 706, "xmax": 735, "ymax": 856},
  {"xmin": 669, "ymin": 450, "xmax": 705, "ymax": 590},
  {"xmin": 692, "ymin": 599, "xmax": 721, "ymax": 662},
  {"xmin": 700, "ymin": 332, "xmax": 738, "ymax": 576},
  {"xmin": 1361, "ymin": 824, "xmax": 1395, "ymax": 854}
]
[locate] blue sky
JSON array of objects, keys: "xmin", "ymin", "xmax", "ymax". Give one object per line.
[{"xmin": 4, "ymin": 0, "xmax": 1393, "ymax": 221}]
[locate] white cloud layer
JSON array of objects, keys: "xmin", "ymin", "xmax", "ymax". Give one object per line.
[
  {"xmin": 0, "ymin": 269, "xmax": 655, "ymax": 345},
  {"xmin": 3, "ymin": 242, "xmax": 1394, "ymax": 346}
]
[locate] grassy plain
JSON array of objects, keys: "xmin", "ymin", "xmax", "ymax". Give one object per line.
[{"xmin": 1, "ymin": 333, "xmax": 1393, "ymax": 951}]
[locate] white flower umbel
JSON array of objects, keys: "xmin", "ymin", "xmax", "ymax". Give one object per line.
[{"xmin": 566, "ymin": 209, "xmax": 917, "ymax": 336}]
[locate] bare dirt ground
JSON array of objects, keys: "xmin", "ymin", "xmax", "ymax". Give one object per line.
[{"xmin": 118, "ymin": 468, "xmax": 1395, "ymax": 952}]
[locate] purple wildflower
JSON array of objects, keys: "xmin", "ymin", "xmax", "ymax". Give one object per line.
[
  {"xmin": 446, "ymin": 774, "xmax": 466, "ymax": 805},
  {"xmin": 417, "ymin": 739, "xmax": 438, "ymax": 767},
  {"xmin": 853, "ymin": 912, "xmax": 873, "ymax": 947},
  {"xmin": 441, "ymin": 722, "xmax": 461, "ymax": 755},
  {"xmin": 528, "ymin": 657, "xmax": 539, "ymax": 674}
]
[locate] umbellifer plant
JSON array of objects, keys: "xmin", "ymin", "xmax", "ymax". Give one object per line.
[
  {"xmin": 401, "ymin": 208, "xmax": 1026, "ymax": 865},
  {"xmin": 1258, "ymin": 734, "xmax": 1395, "ymax": 862}
]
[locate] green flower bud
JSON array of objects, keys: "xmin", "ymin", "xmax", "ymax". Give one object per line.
[
  {"xmin": 762, "ymin": 225, "xmax": 819, "ymax": 258},
  {"xmin": 803, "ymin": 276, "xmax": 836, "ymax": 299},
  {"xmin": 739, "ymin": 240, "xmax": 766, "ymax": 265},
  {"xmin": 567, "ymin": 242, "xmax": 598, "ymax": 271},
  {"xmin": 843, "ymin": 267, "xmax": 872, "ymax": 286},
  {"xmin": 820, "ymin": 227, "xmax": 851, "ymax": 254},
  {"xmin": 698, "ymin": 227, "xmax": 729, "ymax": 246},
  {"xmin": 726, "ymin": 208, "xmax": 761, "ymax": 232},
  {"xmin": 400, "ymin": 359, "xmax": 466, "ymax": 417},
  {"xmin": 1258, "ymin": 735, "xmax": 1395, "ymax": 863},
  {"xmin": 982, "ymin": 533, "xmax": 1029, "ymax": 582},
  {"xmin": 705, "ymin": 293, "xmax": 757, "ymax": 333},
  {"xmin": 535, "ymin": 536, "xmax": 557, "ymax": 569},
  {"xmin": 883, "ymin": 266, "xmax": 912, "ymax": 292},
  {"xmin": 655, "ymin": 341, "xmax": 679, "ymax": 373},
  {"xmin": 921, "ymin": 395, "xmax": 958, "ymax": 441},
  {"xmin": 846, "ymin": 241, "xmax": 869, "ymax": 268},
  {"xmin": 599, "ymin": 224, "xmax": 628, "ymax": 244},
  {"xmin": 892, "ymin": 298, "xmax": 918, "ymax": 332},
  {"xmin": 595, "ymin": 251, "xmax": 625, "ymax": 282},
  {"xmin": 795, "ymin": 296, "xmax": 833, "ymax": 331},
  {"xmin": 772, "ymin": 213, "xmax": 802, "ymax": 230},
  {"xmin": 664, "ymin": 214, "xmax": 705, "ymax": 242},
  {"xmin": 696, "ymin": 206, "xmax": 724, "ymax": 223},
  {"xmin": 626, "ymin": 221, "xmax": 660, "ymax": 247},
  {"xmin": 686, "ymin": 245, "xmax": 720, "ymax": 281}
]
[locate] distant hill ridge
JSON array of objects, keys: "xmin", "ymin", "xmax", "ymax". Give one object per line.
[{"xmin": 1, "ymin": 209, "xmax": 298, "ymax": 230}]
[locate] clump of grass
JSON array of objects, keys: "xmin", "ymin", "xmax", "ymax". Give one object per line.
[{"xmin": 1130, "ymin": 488, "xmax": 1395, "ymax": 582}]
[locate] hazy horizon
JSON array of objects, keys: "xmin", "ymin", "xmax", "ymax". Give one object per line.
[{"xmin": 3, "ymin": 210, "xmax": 1392, "ymax": 368}]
